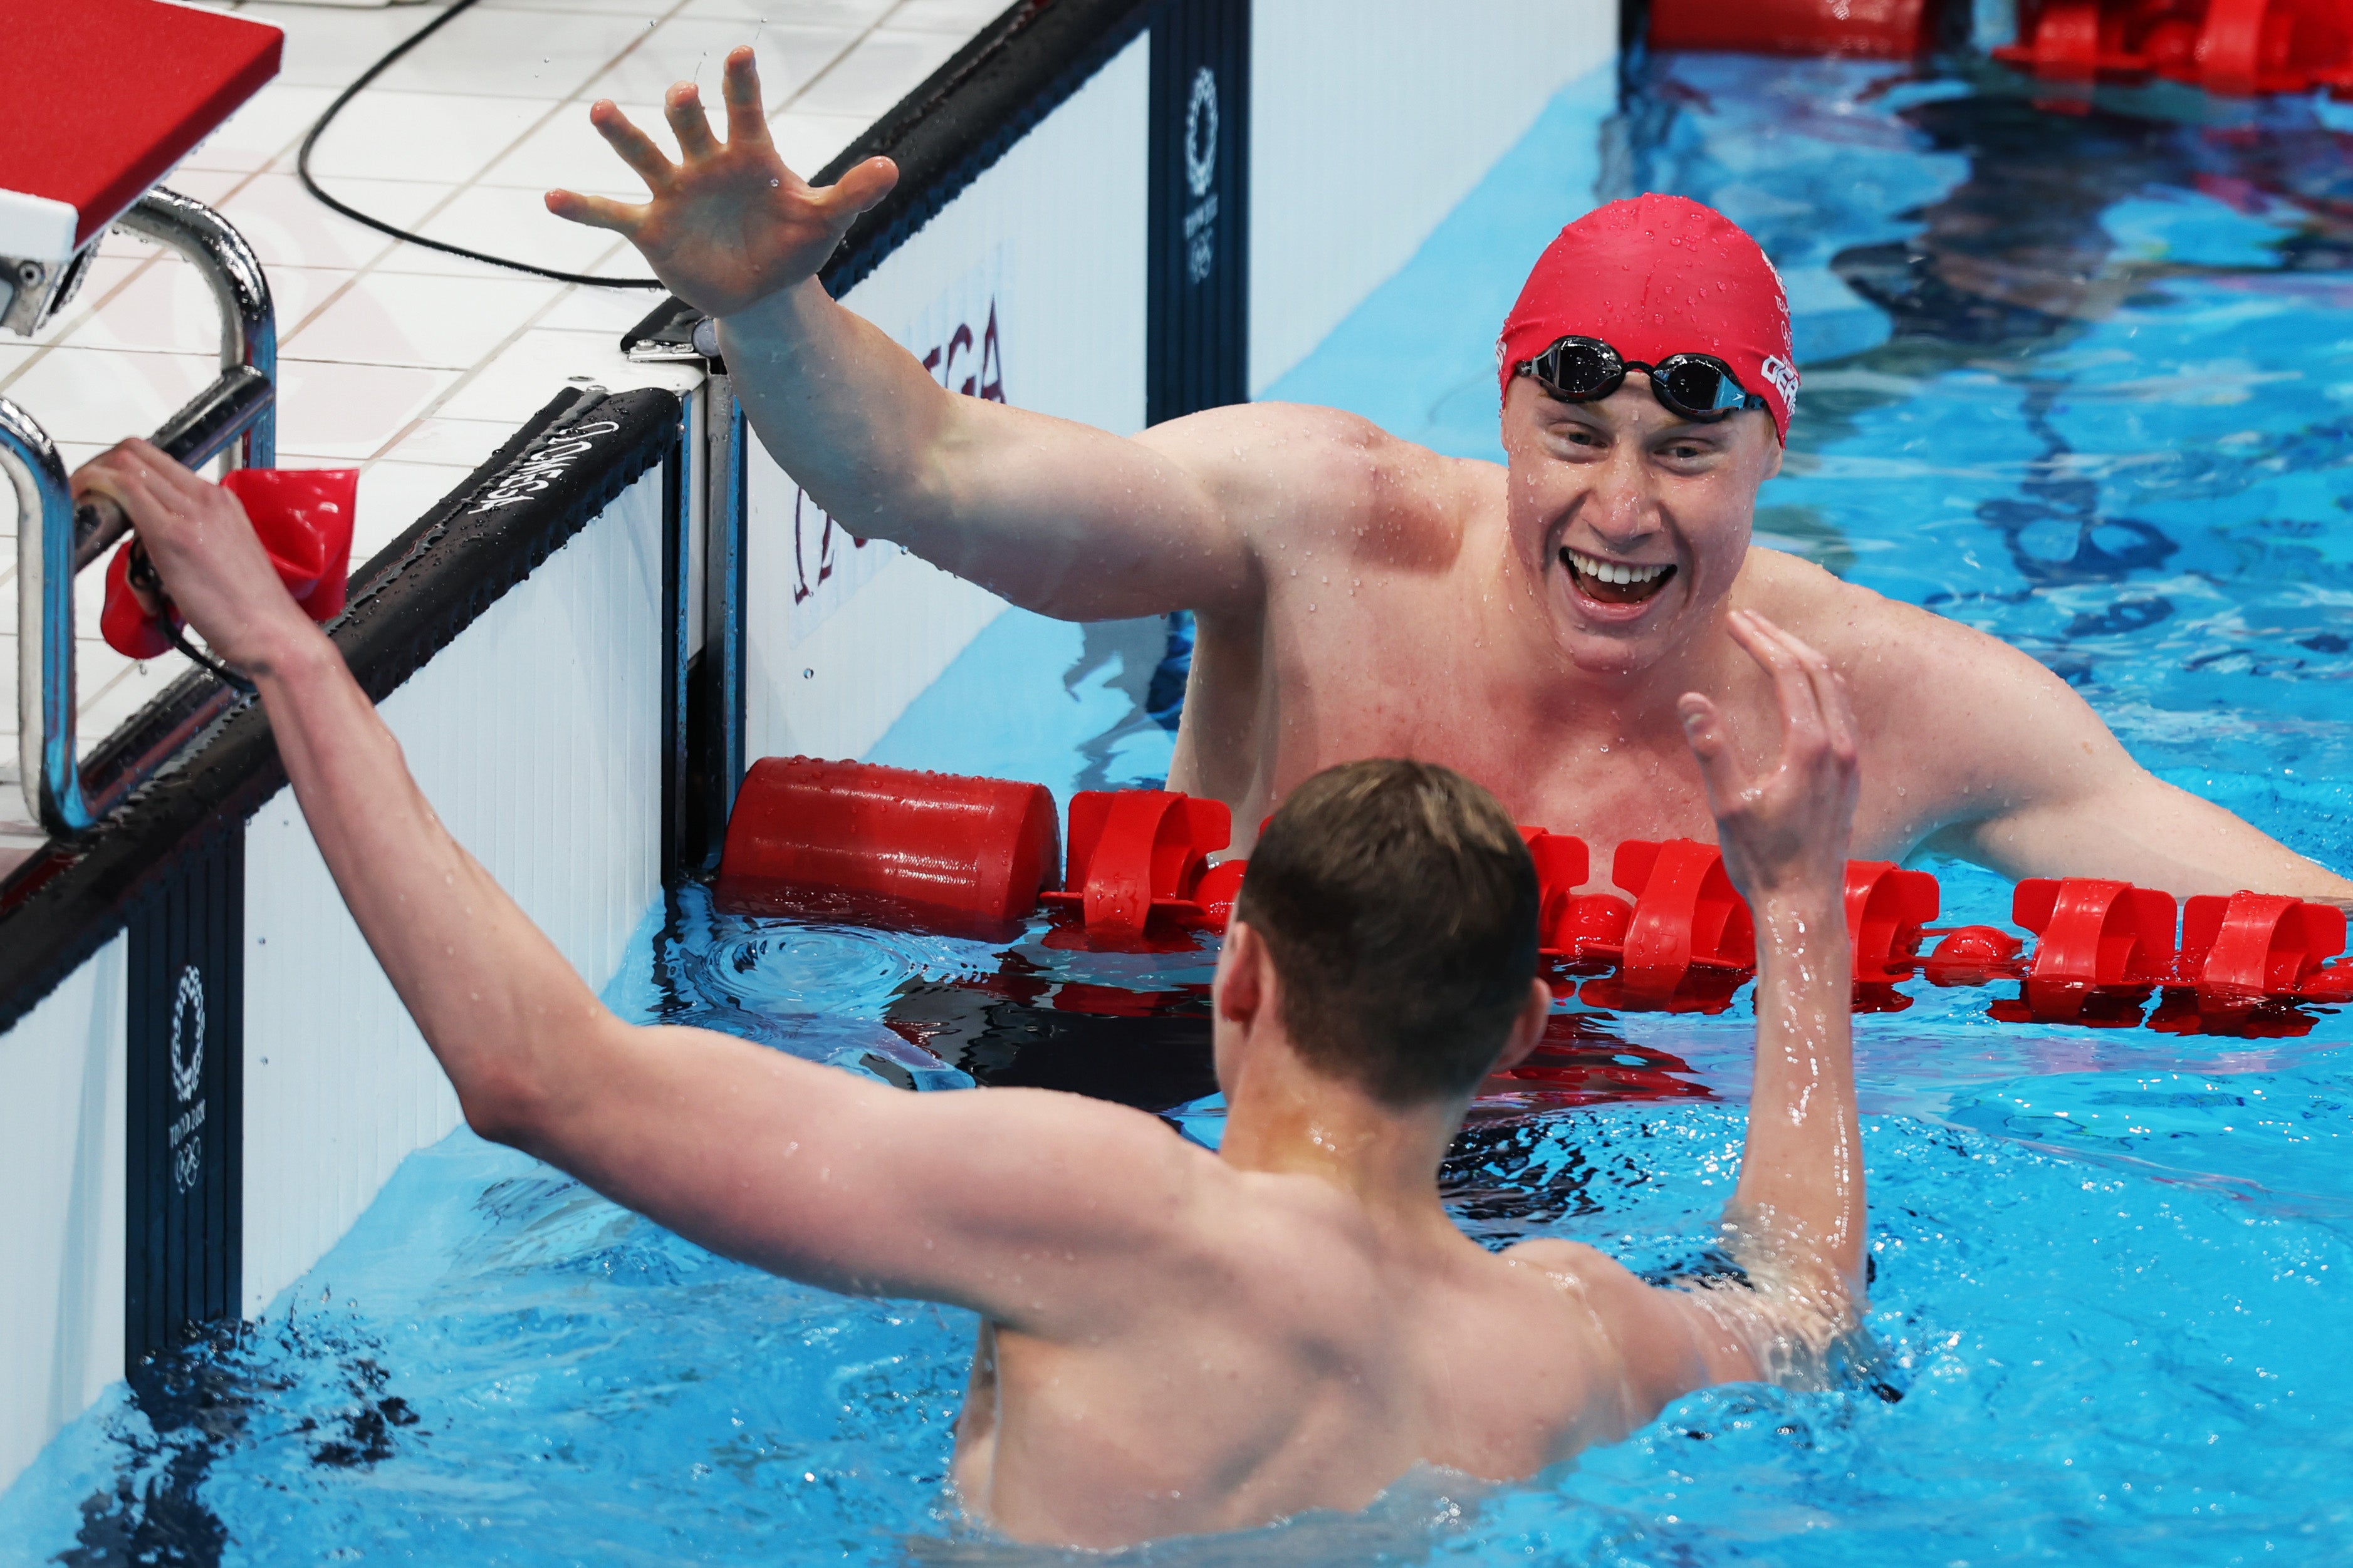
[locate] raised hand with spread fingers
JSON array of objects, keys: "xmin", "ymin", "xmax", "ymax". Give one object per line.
[{"xmin": 546, "ymin": 46, "xmax": 897, "ymax": 317}]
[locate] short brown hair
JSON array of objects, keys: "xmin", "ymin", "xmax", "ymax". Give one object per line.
[{"xmin": 1233, "ymin": 760, "xmax": 1540, "ymax": 1106}]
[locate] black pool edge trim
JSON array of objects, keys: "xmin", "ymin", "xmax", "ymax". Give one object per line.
[
  {"xmin": 622, "ymin": 0, "xmax": 1156, "ymax": 349},
  {"xmin": 0, "ymin": 387, "xmax": 682, "ymax": 1038}
]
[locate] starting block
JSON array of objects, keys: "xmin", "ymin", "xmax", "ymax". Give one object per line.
[{"xmin": 3, "ymin": 0, "xmax": 284, "ymax": 835}]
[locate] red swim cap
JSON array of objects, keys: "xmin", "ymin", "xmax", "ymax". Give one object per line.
[{"xmin": 1497, "ymin": 194, "xmax": 1799, "ymax": 440}]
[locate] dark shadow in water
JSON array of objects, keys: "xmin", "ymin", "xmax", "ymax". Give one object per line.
[
  {"xmin": 55, "ymin": 1312, "xmax": 420, "ymax": 1567},
  {"xmin": 884, "ymin": 967, "xmax": 1713, "ymax": 1126},
  {"xmin": 885, "ymin": 967, "xmax": 1220, "ymax": 1112}
]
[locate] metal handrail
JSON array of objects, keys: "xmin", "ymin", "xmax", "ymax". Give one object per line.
[
  {"xmin": 116, "ymin": 188, "xmax": 276, "ymax": 470},
  {"xmin": 8, "ymin": 188, "xmax": 278, "ymax": 835}
]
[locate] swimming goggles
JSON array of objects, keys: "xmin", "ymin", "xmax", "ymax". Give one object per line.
[{"xmin": 1515, "ymin": 335, "xmax": 1768, "ymax": 423}]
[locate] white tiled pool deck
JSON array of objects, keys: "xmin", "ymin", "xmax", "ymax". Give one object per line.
[{"xmin": 0, "ymin": 0, "xmax": 1000, "ymax": 860}]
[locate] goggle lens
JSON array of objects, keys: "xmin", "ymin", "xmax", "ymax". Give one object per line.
[
  {"xmin": 1652, "ymin": 355, "xmax": 1749, "ymax": 418},
  {"xmin": 1517, "ymin": 337, "xmax": 1765, "ymax": 424},
  {"xmin": 1540, "ymin": 339, "xmax": 1623, "ymax": 398}
]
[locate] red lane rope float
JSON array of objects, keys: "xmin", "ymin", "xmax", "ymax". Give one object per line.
[
  {"xmin": 713, "ymin": 765, "xmax": 2353, "ymax": 1034},
  {"xmin": 714, "ymin": 757, "xmax": 1060, "ymax": 939},
  {"xmin": 1992, "ymin": 0, "xmax": 2353, "ymax": 95},
  {"xmin": 1040, "ymin": 789, "xmax": 1230, "ymax": 947},
  {"xmin": 1992, "ymin": 876, "xmax": 2179, "ymax": 1027}
]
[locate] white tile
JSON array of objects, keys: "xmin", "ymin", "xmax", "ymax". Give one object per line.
[
  {"xmin": 370, "ymin": 9, "xmax": 660, "ymax": 100},
  {"xmin": 770, "ymin": 110, "xmax": 871, "ymax": 175},
  {"xmin": 886, "ymin": 0, "xmax": 1013, "ymax": 34},
  {"xmin": 0, "ymin": 341, "xmax": 39, "ymax": 393},
  {"xmin": 236, "ymin": 5, "xmax": 463, "ymax": 89},
  {"xmin": 427, "ymin": 328, "xmax": 707, "ymax": 425},
  {"xmin": 582, "ymin": 20, "xmax": 863, "ymax": 108},
  {"xmin": 212, "ymin": 171, "xmax": 446, "ymax": 272},
  {"xmin": 301, "ymin": 91, "xmax": 555, "ymax": 185},
  {"xmin": 432, "ymin": 328, "xmax": 640, "ymax": 421},
  {"xmin": 273, "ymin": 360, "xmax": 462, "ymax": 460},
  {"xmin": 378, "ymin": 417, "xmax": 523, "ymax": 469},
  {"xmin": 16, "ymin": 257, "xmax": 150, "ymax": 348},
  {"xmin": 678, "ymin": 0, "xmax": 895, "ymax": 26},
  {"xmin": 476, "ymin": 106, "xmax": 665, "ymax": 199},
  {"xmin": 60, "ymin": 261, "xmax": 353, "ymax": 358},
  {"xmin": 177, "ymin": 85, "xmax": 342, "ymax": 175},
  {"xmin": 479, "ymin": 0, "xmax": 667, "ymax": 12},
  {"xmin": 355, "ymin": 461, "xmax": 478, "ymax": 561},
  {"xmin": 283, "ymin": 271, "xmax": 566, "ymax": 370},
  {"xmin": 380, "ymin": 185, "xmax": 645, "ymax": 279},
  {"xmin": 538, "ymin": 283, "xmax": 669, "ymax": 335},
  {"xmin": 787, "ymin": 28, "xmax": 961, "ymax": 118},
  {"xmin": 2, "ymin": 350, "xmax": 219, "ymax": 445}
]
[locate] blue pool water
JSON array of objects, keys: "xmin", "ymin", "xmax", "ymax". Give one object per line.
[{"xmin": 10, "ymin": 51, "xmax": 2353, "ymax": 1567}]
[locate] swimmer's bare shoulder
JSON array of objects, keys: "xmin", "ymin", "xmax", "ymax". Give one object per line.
[
  {"xmin": 1492, "ymin": 1235, "xmax": 1766, "ymax": 1442},
  {"xmin": 1732, "ymin": 546, "xmax": 2351, "ymax": 894},
  {"xmin": 1733, "ymin": 544, "xmax": 2050, "ymax": 745}
]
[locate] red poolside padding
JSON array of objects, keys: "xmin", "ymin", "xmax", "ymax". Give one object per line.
[{"xmin": 0, "ymin": 0, "xmax": 281, "ymax": 256}]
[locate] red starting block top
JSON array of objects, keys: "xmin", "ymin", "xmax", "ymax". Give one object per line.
[{"xmin": 0, "ymin": 0, "xmax": 281, "ymax": 261}]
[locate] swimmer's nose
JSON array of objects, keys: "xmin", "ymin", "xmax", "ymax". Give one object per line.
[{"xmin": 1578, "ymin": 442, "xmax": 1664, "ymax": 546}]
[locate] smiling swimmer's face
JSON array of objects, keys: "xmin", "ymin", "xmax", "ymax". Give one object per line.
[{"xmin": 1500, "ymin": 370, "xmax": 1783, "ymax": 680}]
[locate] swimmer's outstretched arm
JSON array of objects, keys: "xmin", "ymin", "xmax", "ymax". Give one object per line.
[
  {"xmin": 1872, "ymin": 600, "xmax": 2350, "ymax": 900},
  {"xmin": 1678, "ymin": 611, "xmax": 1867, "ymax": 1305},
  {"xmin": 547, "ymin": 48, "xmax": 1270, "ymax": 625},
  {"xmin": 81, "ymin": 441, "xmax": 1224, "ymax": 1338},
  {"xmin": 1515, "ymin": 611, "xmax": 1865, "ymax": 1425}
]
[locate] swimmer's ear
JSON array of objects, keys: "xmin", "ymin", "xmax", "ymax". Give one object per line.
[
  {"xmin": 1215, "ymin": 919, "xmax": 1268, "ymax": 1025},
  {"xmin": 1490, "ymin": 977, "xmax": 1552, "ymax": 1077}
]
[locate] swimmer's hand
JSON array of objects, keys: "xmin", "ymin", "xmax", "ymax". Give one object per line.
[
  {"xmin": 546, "ymin": 46, "xmax": 898, "ymax": 318},
  {"xmin": 71, "ymin": 439, "xmax": 315, "ymax": 675},
  {"xmin": 1677, "ymin": 609, "xmax": 1860, "ymax": 906}
]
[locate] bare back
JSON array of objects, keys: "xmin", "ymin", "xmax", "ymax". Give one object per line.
[{"xmin": 947, "ymin": 1155, "xmax": 1699, "ymax": 1547}]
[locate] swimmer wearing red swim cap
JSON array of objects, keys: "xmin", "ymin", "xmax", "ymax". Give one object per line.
[
  {"xmin": 1498, "ymin": 192, "xmax": 1802, "ymax": 442},
  {"xmin": 555, "ymin": 49, "xmax": 2351, "ymax": 900}
]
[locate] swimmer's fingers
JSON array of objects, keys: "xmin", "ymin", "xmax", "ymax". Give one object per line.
[
  {"xmin": 1677, "ymin": 692, "xmax": 1748, "ymax": 814},
  {"xmin": 584, "ymin": 100, "xmax": 676, "ymax": 189},
  {"xmin": 720, "ymin": 47, "xmax": 773, "ymax": 148},
  {"xmin": 1726, "ymin": 609, "xmax": 1830, "ymax": 774},
  {"xmin": 545, "ymin": 189, "xmax": 648, "ymax": 235},
  {"xmin": 813, "ymin": 155, "xmax": 900, "ymax": 220},
  {"xmin": 1746, "ymin": 613, "xmax": 1859, "ymax": 778},
  {"xmin": 665, "ymin": 81, "xmax": 722, "ymax": 162}
]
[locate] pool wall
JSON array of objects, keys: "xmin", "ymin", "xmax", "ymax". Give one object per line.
[
  {"xmin": 0, "ymin": 392, "xmax": 693, "ymax": 1493},
  {"xmin": 0, "ymin": 0, "xmax": 1615, "ymax": 1500},
  {"xmin": 748, "ymin": 0, "xmax": 1615, "ymax": 787}
]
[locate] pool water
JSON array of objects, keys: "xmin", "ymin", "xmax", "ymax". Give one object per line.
[{"xmin": 11, "ymin": 49, "xmax": 2353, "ymax": 1568}]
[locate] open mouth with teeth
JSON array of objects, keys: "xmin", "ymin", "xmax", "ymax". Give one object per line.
[{"xmin": 1562, "ymin": 547, "xmax": 1677, "ymax": 606}]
